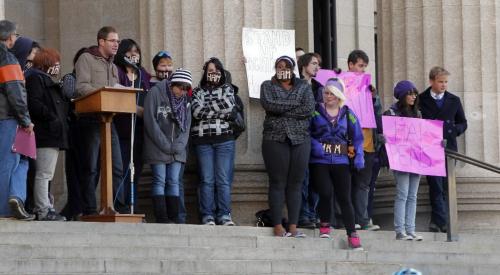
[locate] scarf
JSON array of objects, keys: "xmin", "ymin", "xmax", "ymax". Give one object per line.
[{"xmin": 171, "ymin": 94, "xmax": 187, "ymax": 132}]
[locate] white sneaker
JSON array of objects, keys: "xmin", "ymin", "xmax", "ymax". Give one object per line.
[
  {"xmin": 396, "ymin": 232, "xmax": 413, "ymax": 240},
  {"xmin": 407, "ymin": 232, "xmax": 423, "ymax": 241},
  {"xmin": 222, "ymin": 220, "xmax": 235, "ymax": 226},
  {"xmin": 204, "ymin": 220, "xmax": 216, "ymax": 226},
  {"xmin": 355, "ymin": 224, "xmax": 361, "ymax": 230}
]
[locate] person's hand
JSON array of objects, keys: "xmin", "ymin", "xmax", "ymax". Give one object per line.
[
  {"xmin": 378, "ymin": 134, "xmax": 386, "ymax": 144},
  {"xmin": 368, "ymin": 84, "xmax": 377, "ymax": 97},
  {"xmin": 333, "ymin": 67, "xmax": 342, "ymax": 74},
  {"xmin": 23, "ymin": 123, "xmax": 35, "ymax": 135},
  {"xmin": 441, "ymin": 139, "xmax": 447, "ymax": 148},
  {"xmin": 347, "ymin": 145, "xmax": 355, "ymax": 158},
  {"xmin": 136, "ymin": 106, "xmax": 144, "ymax": 118}
]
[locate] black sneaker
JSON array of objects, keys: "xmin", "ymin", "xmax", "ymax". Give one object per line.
[
  {"xmin": 8, "ymin": 197, "xmax": 35, "ymax": 221},
  {"xmin": 429, "ymin": 222, "xmax": 447, "ymax": 233},
  {"xmin": 298, "ymin": 219, "xmax": 316, "ymax": 229},
  {"xmin": 38, "ymin": 210, "xmax": 66, "ymax": 221}
]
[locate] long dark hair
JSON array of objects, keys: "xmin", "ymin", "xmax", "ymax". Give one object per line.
[
  {"xmin": 200, "ymin": 57, "xmax": 227, "ymax": 88},
  {"xmin": 396, "ymin": 88, "xmax": 420, "ymax": 117},
  {"xmin": 114, "ymin": 38, "xmax": 142, "ymax": 71}
]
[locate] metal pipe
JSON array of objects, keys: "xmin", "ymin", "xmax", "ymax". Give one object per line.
[{"xmin": 446, "ymin": 156, "xmax": 459, "ymax": 242}]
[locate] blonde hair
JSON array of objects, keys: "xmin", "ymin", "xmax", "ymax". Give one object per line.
[
  {"xmin": 324, "ymin": 78, "xmax": 346, "ymax": 107},
  {"xmin": 429, "ymin": 66, "xmax": 450, "ymax": 80}
]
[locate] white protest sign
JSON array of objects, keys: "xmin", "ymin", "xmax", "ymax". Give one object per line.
[{"xmin": 242, "ymin": 28, "xmax": 298, "ymax": 98}]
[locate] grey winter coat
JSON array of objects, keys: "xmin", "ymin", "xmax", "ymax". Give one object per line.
[{"xmin": 143, "ymin": 80, "xmax": 191, "ymax": 164}]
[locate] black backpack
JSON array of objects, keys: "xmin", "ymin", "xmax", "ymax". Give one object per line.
[{"xmin": 255, "ymin": 209, "xmax": 288, "ymax": 228}]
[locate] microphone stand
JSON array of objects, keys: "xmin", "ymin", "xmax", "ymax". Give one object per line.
[{"xmin": 129, "ymin": 70, "xmax": 136, "ymax": 215}]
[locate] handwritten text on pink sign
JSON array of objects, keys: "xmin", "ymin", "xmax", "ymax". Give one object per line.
[
  {"xmin": 315, "ymin": 69, "xmax": 376, "ymax": 128},
  {"xmin": 382, "ymin": 116, "xmax": 446, "ymax": 176}
]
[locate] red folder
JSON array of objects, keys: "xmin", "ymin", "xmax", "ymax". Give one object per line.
[{"xmin": 11, "ymin": 127, "xmax": 36, "ymax": 159}]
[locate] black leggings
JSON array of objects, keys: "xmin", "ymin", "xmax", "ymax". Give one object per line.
[
  {"xmin": 310, "ymin": 163, "xmax": 356, "ymax": 236},
  {"xmin": 262, "ymin": 139, "xmax": 310, "ymax": 226}
]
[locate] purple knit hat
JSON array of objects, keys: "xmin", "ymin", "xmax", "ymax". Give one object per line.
[{"xmin": 393, "ymin": 80, "xmax": 417, "ymax": 100}]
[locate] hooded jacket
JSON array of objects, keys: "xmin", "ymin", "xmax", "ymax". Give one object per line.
[
  {"xmin": 309, "ymin": 104, "xmax": 364, "ymax": 168},
  {"xmin": 143, "ymin": 79, "xmax": 192, "ymax": 164},
  {"xmin": 10, "ymin": 36, "xmax": 33, "ymax": 71},
  {"xmin": 26, "ymin": 69, "xmax": 69, "ymax": 149},
  {"xmin": 0, "ymin": 43, "xmax": 31, "ymax": 126},
  {"xmin": 75, "ymin": 46, "xmax": 118, "ymax": 96}
]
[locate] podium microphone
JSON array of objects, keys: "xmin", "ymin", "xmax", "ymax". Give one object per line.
[{"xmin": 124, "ymin": 56, "xmax": 140, "ymax": 71}]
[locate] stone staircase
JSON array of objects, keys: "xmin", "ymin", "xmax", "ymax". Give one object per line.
[{"xmin": 0, "ymin": 220, "xmax": 497, "ymax": 275}]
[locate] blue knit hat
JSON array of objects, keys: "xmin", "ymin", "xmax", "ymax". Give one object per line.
[{"xmin": 393, "ymin": 80, "xmax": 417, "ymax": 100}]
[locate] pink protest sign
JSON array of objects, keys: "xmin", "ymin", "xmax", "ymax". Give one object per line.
[
  {"xmin": 382, "ymin": 116, "xmax": 446, "ymax": 176},
  {"xmin": 12, "ymin": 127, "xmax": 37, "ymax": 159},
  {"xmin": 315, "ymin": 69, "xmax": 376, "ymax": 128}
]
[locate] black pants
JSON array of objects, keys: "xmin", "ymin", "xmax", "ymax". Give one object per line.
[
  {"xmin": 310, "ymin": 163, "xmax": 356, "ymax": 236},
  {"xmin": 78, "ymin": 118, "xmax": 124, "ymax": 215},
  {"xmin": 61, "ymin": 118, "xmax": 85, "ymax": 218},
  {"xmin": 262, "ymin": 139, "xmax": 310, "ymax": 226}
]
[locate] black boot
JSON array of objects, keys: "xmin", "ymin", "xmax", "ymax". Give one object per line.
[
  {"xmin": 152, "ymin": 196, "xmax": 168, "ymax": 223},
  {"xmin": 165, "ymin": 196, "xmax": 180, "ymax": 224}
]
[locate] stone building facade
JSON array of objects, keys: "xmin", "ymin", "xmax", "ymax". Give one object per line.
[{"xmin": 2, "ymin": 0, "xmax": 499, "ymax": 230}]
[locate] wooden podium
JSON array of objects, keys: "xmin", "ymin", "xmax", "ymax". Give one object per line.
[{"xmin": 74, "ymin": 87, "xmax": 145, "ymax": 223}]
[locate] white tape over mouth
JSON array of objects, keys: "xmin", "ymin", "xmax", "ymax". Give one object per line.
[
  {"xmin": 276, "ymin": 70, "xmax": 292, "ymax": 80},
  {"xmin": 207, "ymin": 72, "xmax": 222, "ymax": 83}
]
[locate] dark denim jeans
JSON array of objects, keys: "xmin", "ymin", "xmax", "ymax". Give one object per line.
[
  {"xmin": 351, "ymin": 152, "xmax": 375, "ymax": 226},
  {"xmin": 427, "ymin": 175, "xmax": 448, "ymax": 227},
  {"xmin": 0, "ymin": 119, "xmax": 29, "ymax": 216},
  {"xmin": 195, "ymin": 140, "xmax": 235, "ymax": 224},
  {"xmin": 299, "ymin": 168, "xmax": 319, "ymax": 222},
  {"xmin": 78, "ymin": 118, "xmax": 124, "ymax": 214}
]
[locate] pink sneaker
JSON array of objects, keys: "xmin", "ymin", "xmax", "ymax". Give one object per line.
[
  {"xmin": 319, "ymin": 223, "xmax": 331, "ymax": 238},
  {"xmin": 348, "ymin": 232, "xmax": 363, "ymax": 251}
]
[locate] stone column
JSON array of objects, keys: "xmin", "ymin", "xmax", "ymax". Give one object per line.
[
  {"xmin": 336, "ymin": 0, "xmax": 376, "ymax": 77},
  {"xmin": 376, "ymin": 0, "xmax": 500, "ymax": 231}
]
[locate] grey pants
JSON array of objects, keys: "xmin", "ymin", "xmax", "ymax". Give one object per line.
[
  {"xmin": 262, "ymin": 139, "xmax": 310, "ymax": 226},
  {"xmin": 33, "ymin": 147, "xmax": 59, "ymax": 217}
]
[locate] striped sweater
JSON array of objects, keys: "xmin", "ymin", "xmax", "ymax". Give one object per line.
[{"xmin": 190, "ymin": 83, "xmax": 236, "ymax": 144}]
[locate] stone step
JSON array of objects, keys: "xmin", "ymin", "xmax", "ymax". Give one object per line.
[
  {"xmin": 0, "ymin": 259, "xmax": 498, "ymax": 275},
  {"xmin": 0, "ymin": 244, "xmax": 498, "ymax": 265}
]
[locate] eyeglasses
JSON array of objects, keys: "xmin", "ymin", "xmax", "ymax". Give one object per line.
[{"xmin": 105, "ymin": 39, "xmax": 121, "ymax": 44}]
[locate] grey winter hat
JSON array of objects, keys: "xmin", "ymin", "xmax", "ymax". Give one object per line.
[{"xmin": 170, "ymin": 68, "xmax": 192, "ymax": 86}]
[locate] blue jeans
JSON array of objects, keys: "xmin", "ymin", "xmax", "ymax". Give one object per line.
[
  {"xmin": 394, "ymin": 171, "xmax": 421, "ymax": 234},
  {"xmin": 178, "ymin": 163, "xmax": 186, "ymax": 223},
  {"xmin": 151, "ymin": 162, "xmax": 183, "ymax": 197},
  {"xmin": 78, "ymin": 118, "xmax": 124, "ymax": 214},
  {"xmin": 427, "ymin": 175, "xmax": 448, "ymax": 227},
  {"xmin": 195, "ymin": 140, "xmax": 235, "ymax": 223},
  {"xmin": 0, "ymin": 119, "xmax": 29, "ymax": 216}
]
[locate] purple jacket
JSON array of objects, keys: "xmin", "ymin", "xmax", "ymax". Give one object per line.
[{"xmin": 309, "ymin": 104, "xmax": 364, "ymax": 168}]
